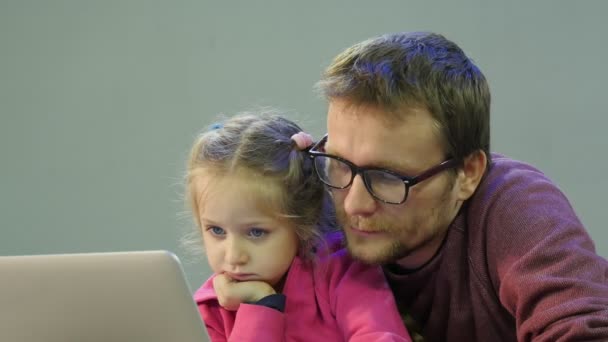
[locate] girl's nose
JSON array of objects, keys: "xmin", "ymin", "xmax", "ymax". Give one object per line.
[{"xmin": 225, "ymin": 238, "xmax": 249, "ymax": 266}]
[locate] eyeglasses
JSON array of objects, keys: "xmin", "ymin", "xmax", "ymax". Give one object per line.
[{"xmin": 308, "ymin": 134, "xmax": 459, "ymax": 204}]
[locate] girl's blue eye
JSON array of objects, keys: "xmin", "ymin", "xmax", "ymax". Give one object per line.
[
  {"xmin": 248, "ymin": 228, "xmax": 266, "ymax": 238},
  {"xmin": 209, "ymin": 226, "xmax": 225, "ymax": 236}
]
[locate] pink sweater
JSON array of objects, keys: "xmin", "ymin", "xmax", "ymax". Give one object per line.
[{"xmin": 194, "ymin": 249, "xmax": 412, "ymax": 341}]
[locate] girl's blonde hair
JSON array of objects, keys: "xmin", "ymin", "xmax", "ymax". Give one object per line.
[{"xmin": 185, "ymin": 109, "xmax": 334, "ymax": 260}]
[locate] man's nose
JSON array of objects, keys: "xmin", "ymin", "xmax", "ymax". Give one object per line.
[{"xmin": 343, "ymin": 174, "xmax": 377, "ymax": 217}]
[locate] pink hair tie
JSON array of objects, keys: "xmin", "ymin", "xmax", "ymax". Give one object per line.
[{"xmin": 291, "ymin": 132, "xmax": 314, "ymax": 150}]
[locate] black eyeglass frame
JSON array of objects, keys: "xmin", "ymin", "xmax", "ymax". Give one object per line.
[{"xmin": 307, "ymin": 134, "xmax": 460, "ymax": 204}]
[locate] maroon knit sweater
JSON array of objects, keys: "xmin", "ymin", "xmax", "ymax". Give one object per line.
[{"xmin": 384, "ymin": 154, "xmax": 608, "ymax": 341}]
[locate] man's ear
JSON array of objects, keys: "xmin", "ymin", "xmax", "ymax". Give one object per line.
[{"xmin": 456, "ymin": 150, "xmax": 487, "ymax": 201}]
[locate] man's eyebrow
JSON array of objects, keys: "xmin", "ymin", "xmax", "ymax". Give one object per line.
[
  {"xmin": 324, "ymin": 148, "xmax": 417, "ymax": 175},
  {"xmin": 368, "ymin": 160, "xmax": 417, "ymax": 176}
]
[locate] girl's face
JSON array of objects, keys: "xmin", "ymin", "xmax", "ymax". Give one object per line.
[{"xmin": 194, "ymin": 172, "xmax": 299, "ymax": 288}]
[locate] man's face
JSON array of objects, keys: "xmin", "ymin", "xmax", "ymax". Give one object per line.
[{"xmin": 326, "ymin": 99, "xmax": 464, "ymax": 268}]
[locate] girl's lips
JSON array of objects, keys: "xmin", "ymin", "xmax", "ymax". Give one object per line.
[{"xmin": 225, "ymin": 272, "xmax": 256, "ymax": 281}]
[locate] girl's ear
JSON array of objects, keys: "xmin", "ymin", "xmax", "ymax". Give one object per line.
[{"xmin": 456, "ymin": 150, "xmax": 487, "ymax": 201}]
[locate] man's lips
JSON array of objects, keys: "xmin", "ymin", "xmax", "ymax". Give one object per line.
[{"xmin": 349, "ymin": 225, "xmax": 384, "ymax": 236}]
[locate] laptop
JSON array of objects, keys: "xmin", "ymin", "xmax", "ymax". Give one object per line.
[{"xmin": 0, "ymin": 250, "xmax": 210, "ymax": 342}]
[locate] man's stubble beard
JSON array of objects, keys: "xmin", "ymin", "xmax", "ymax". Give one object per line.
[
  {"xmin": 335, "ymin": 183, "xmax": 457, "ymax": 266},
  {"xmin": 339, "ymin": 211, "xmax": 443, "ymax": 265}
]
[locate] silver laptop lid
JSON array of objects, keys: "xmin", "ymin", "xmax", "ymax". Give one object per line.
[{"xmin": 0, "ymin": 250, "xmax": 209, "ymax": 342}]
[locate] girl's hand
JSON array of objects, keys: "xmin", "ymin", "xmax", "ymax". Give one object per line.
[{"xmin": 212, "ymin": 273, "xmax": 276, "ymax": 311}]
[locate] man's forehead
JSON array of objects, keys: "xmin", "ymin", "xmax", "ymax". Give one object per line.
[
  {"xmin": 324, "ymin": 134, "xmax": 422, "ymax": 174},
  {"xmin": 326, "ymin": 101, "xmax": 445, "ymax": 172},
  {"xmin": 327, "ymin": 97, "xmax": 428, "ymax": 124}
]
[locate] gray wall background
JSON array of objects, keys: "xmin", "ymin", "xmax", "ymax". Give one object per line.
[{"xmin": 1, "ymin": 0, "xmax": 606, "ymax": 291}]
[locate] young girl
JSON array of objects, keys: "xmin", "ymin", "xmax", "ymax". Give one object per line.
[{"xmin": 185, "ymin": 110, "xmax": 411, "ymax": 341}]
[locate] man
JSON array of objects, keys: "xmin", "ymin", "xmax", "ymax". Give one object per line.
[{"xmin": 308, "ymin": 32, "xmax": 608, "ymax": 341}]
